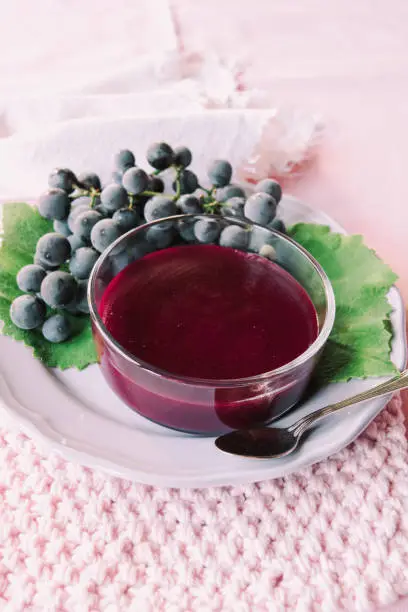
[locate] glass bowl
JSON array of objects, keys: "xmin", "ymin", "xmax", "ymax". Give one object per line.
[{"xmin": 88, "ymin": 214, "xmax": 335, "ymax": 434}]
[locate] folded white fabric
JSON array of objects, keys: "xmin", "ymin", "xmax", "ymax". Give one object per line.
[{"xmin": 0, "ymin": 0, "xmax": 322, "ymax": 199}]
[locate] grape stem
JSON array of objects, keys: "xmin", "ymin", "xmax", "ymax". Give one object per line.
[
  {"xmin": 89, "ymin": 191, "xmax": 98, "ymax": 208},
  {"xmin": 142, "ymin": 190, "xmax": 161, "ymax": 197},
  {"xmin": 198, "ymin": 184, "xmax": 213, "ymax": 197},
  {"xmin": 69, "ymin": 187, "xmax": 100, "ymax": 206},
  {"xmin": 202, "ymin": 197, "xmax": 223, "ymax": 214}
]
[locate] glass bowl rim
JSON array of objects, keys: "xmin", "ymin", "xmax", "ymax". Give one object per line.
[{"xmin": 88, "ymin": 214, "xmax": 336, "ymax": 387}]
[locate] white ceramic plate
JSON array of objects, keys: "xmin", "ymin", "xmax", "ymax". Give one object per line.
[{"xmin": 0, "ymin": 196, "xmax": 406, "ymax": 488}]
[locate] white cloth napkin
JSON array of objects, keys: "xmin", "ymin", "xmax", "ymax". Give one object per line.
[{"xmin": 0, "ymin": 0, "xmax": 321, "ymax": 200}]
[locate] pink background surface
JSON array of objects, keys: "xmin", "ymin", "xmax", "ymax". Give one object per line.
[{"xmin": 172, "ymin": 0, "xmax": 408, "ymax": 304}]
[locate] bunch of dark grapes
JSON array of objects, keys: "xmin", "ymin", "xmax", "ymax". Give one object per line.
[{"xmin": 10, "ymin": 142, "xmax": 285, "ymax": 342}]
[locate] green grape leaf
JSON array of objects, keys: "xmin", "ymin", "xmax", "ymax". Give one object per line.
[
  {"xmin": 287, "ymin": 223, "xmax": 399, "ymax": 384},
  {"xmin": 0, "ymin": 202, "xmax": 98, "ymax": 370}
]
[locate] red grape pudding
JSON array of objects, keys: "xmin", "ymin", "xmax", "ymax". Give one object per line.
[
  {"xmin": 100, "ymin": 245, "xmax": 318, "ymax": 379},
  {"xmin": 95, "ymin": 242, "xmax": 321, "ymax": 433}
]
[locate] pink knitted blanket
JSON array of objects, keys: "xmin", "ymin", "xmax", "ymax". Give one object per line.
[{"xmin": 0, "ymin": 396, "xmax": 406, "ymax": 611}]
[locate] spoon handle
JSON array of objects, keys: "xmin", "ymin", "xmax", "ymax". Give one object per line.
[{"xmin": 289, "ymin": 369, "xmax": 408, "ymax": 438}]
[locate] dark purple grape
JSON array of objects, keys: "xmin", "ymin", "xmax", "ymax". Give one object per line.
[
  {"xmin": 90, "ymin": 219, "xmax": 121, "ymax": 253},
  {"xmin": 68, "ymin": 233, "xmax": 89, "ymax": 253},
  {"xmin": 94, "ymin": 204, "xmax": 108, "ymax": 217},
  {"xmin": 194, "ymin": 218, "xmax": 220, "ymax": 243},
  {"xmin": 100, "ymin": 184, "xmax": 128, "ymax": 213},
  {"xmin": 10, "ymin": 295, "xmax": 46, "ymax": 330},
  {"xmin": 42, "ymin": 314, "xmax": 71, "ymax": 343},
  {"xmin": 114, "ymin": 149, "xmax": 135, "ymax": 171},
  {"xmin": 16, "ymin": 264, "xmax": 47, "ymax": 293},
  {"xmin": 244, "ymin": 193, "xmax": 277, "ymax": 225},
  {"xmin": 178, "ymin": 195, "xmax": 202, "ymax": 214},
  {"xmin": 48, "ymin": 168, "xmax": 76, "ymax": 194},
  {"xmin": 72, "ymin": 210, "xmax": 103, "ymax": 242},
  {"xmin": 219, "ymin": 225, "xmax": 249, "ymax": 250},
  {"xmin": 256, "ymin": 178, "xmax": 282, "ymax": 204},
  {"xmin": 36, "ymin": 233, "xmax": 71, "ymax": 266},
  {"xmin": 67, "ymin": 197, "xmax": 92, "ymax": 231},
  {"xmin": 144, "ymin": 196, "xmax": 178, "ymax": 226},
  {"xmin": 173, "ymin": 146, "xmax": 192, "ymax": 168},
  {"xmin": 147, "ymin": 142, "xmax": 173, "ymax": 170},
  {"xmin": 208, "ymin": 160, "xmax": 232, "ymax": 187},
  {"xmin": 174, "ymin": 169, "xmax": 198, "ymax": 195},
  {"xmin": 122, "ymin": 167, "xmax": 149, "ymax": 195},
  {"xmin": 69, "ymin": 247, "xmax": 99, "ymax": 280},
  {"xmin": 38, "ymin": 189, "xmax": 70, "ymax": 221},
  {"xmin": 40, "ymin": 271, "xmax": 77, "ymax": 308},
  {"xmin": 34, "ymin": 254, "xmax": 59, "ymax": 271},
  {"xmin": 78, "ymin": 172, "xmax": 102, "ymax": 191},
  {"xmin": 53, "ymin": 219, "xmax": 71, "ymax": 237},
  {"xmin": 217, "ymin": 184, "xmax": 245, "ymax": 202},
  {"xmin": 148, "ymin": 176, "xmax": 164, "ymax": 193},
  {"xmin": 112, "ymin": 208, "xmax": 139, "ymax": 232},
  {"xmin": 177, "ymin": 218, "xmax": 196, "ymax": 242},
  {"xmin": 145, "ymin": 226, "xmax": 175, "ymax": 249}
]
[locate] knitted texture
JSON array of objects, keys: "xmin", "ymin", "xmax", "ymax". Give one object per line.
[{"xmin": 0, "ymin": 397, "xmax": 407, "ymax": 612}]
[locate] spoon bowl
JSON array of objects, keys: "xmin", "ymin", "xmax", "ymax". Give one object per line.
[
  {"xmin": 215, "ymin": 427, "xmax": 298, "ymax": 459},
  {"xmin": 215, "ymin": 369, "xmax": 408, "ymax": 459}
]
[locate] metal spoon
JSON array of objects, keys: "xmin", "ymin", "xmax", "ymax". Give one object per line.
[{"xmin": 215, "ymin": 369, "xmax": 408, "ymax": 458}]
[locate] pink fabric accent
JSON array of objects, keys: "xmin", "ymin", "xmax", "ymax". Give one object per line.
[{"xmin": 0, "ymin": 396, "xmax": 406, "ymax": 611}]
